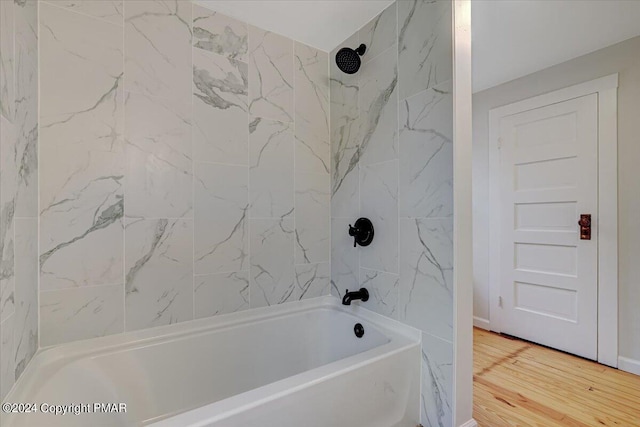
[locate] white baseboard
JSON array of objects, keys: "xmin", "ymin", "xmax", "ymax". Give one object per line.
[
  {"xmin": 618, "ymin": 356, "xmax": 640, "ymax": 376},
  {"xmin": 459, "ymin": 419, "xmax": 478, "ymax": 427},
  {"xmin": 473, "ymin": 316, "xmax": 490, "ymax": 330}
]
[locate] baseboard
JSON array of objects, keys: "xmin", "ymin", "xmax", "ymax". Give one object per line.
[
  {"xmin": 618, "ymin": 356, "xmax": 640, "ymax": 376},
  {"xmin": 473, "ymin": 316, "xmax": 490, "ymax": 330},
  {"xmin": 459, "ymin": 419, "xmax": 478, "ymax": 427}
]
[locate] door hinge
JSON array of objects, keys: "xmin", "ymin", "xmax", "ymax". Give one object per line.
[
  {"xmin": 497, "ymin": 137, "xmax": 503, "ymax": 150},
  {"xmin": 498, "ymin": 296, "xmax": 503, "ymax": 308}
]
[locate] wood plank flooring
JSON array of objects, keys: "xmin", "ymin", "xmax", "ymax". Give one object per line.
[{"xmin": 474, "ymin": 328, "xmax": 640, "ymax": 427}]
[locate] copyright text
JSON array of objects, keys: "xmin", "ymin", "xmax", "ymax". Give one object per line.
[{"xmin": 2, "ymin": 402, "xmax": 127, "ymax": 415}]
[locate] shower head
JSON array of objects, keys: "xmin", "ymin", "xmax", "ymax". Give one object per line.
[{"xmin": 335, "ymin": 44, "xmax": 367, "ymax": 74}]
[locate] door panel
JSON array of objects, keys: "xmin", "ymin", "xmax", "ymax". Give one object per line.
[
  {"xmin": 513, "ymin": 281, "xmax": 577, "ymax": 321},
  {"xmin": 499, "ymin": 93, "xmax": 598, "ymax": 360},
  {"xmin": 515, "ymin": 202, "xmax": 577, "ymax": 232}
]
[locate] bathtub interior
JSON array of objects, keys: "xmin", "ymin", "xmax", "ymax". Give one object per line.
[{"xmin": 4, "ymin": 298, "xmax": 418, "ymax": 426}]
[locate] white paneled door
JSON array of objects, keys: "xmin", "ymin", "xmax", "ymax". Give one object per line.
[{"xmin": 498, "ymin": 94, "xmax": 598, "ymax": 360}]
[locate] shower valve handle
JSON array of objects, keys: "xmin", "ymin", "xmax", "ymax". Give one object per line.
[
  {"xmin": 348, "ymin": 224, "xmax": 358, "ymax": 247},
  {"xmin": 348, "ymin": 218, "xmax": 374, "ymax": 248}
]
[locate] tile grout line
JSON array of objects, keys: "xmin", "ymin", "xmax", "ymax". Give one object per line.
[
  {"xmin": 247, "ymin": 15, "xmax": 252, "ymax": 310},
  {"xmin": 191, "ymin": 0, "xmax": 196, "ymax": 322},
  {"xmin": 37, "ymin": 0, "xmax": 42, "ymax": 361},
  {"xmin": 395, "ymin": 0, "xmax": 401, "ymax": 329},
  {"xmin": 39, "ymin": 281, "xmax": 125, "ymax": 295},
  {"xmin": 326, "ymin": 42, "xmax": 332, "ymax": 298},
  {"xmin": 7, "ymin": 0, "xmax": 17, "ymax": 391},
  {"xmin": 122, "ymin": 0, "xmax": 126, "ymax": 334},
  {"xmin": 292, "ymin": 37, "xmax": 297, "ymax": 302}
]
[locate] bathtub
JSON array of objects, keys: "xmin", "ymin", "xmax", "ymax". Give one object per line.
[{"xmin": 3, "ymin": 296, "xmax": 421, "ymax": 427}]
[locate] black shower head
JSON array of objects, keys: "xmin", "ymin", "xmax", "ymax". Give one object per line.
[{"xmin": 335, "ymin": 44, "xmax": 367, "ymax": 74}]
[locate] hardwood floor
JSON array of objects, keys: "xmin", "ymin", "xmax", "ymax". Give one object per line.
[{"xmin": 473, "ymin": 328, "xmax": 640, "ymax": 427}]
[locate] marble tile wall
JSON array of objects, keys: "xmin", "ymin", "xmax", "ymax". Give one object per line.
[
  {"xmin": 329, "ymin": 1, "xmax": 453, "ymax": 425},
  {"xmin": 0, "ymin": 0, "xmax": 39, "ymax": 400},
  {"xmin": 37, "ymin": 1, "xmax": 330, "ymax": 347},
  {"xmin": 39, "ymin": 0, "xmax": 125, "ymax": 346},
  {"xmin": 0, "ymin": 0, "xmax": 39, "ymax": 402}
]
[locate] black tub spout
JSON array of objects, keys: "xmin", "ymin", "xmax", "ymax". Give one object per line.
[{"xmin": 342, "ymin": 288, "xmax": 369, "ymax": 305}]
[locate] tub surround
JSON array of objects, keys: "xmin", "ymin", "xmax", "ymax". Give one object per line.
[
  {"xmin": 330, "ymin": 1, "xmax": 454, "ymax": 425},
  {"xmin": 37, "ymin": 0, "xmax": 331, "ymax": 347},
  {"xmin": 0, "ymin": 0, "xmax": 39, "ymax": 402}
]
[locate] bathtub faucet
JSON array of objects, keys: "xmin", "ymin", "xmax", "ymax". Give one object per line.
[{"xmin": 342, "ymin": 288, "xmax": 369, "ymax": 305}]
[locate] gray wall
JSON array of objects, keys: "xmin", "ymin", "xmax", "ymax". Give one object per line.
[
  {"xmin": 0, "ymin": 0, "xmax": 39, "ymax": 402},
  {"xmin": 38, "ymin": 0, "xmax": 330, "ymax": 346},
  {"xmin": 330, "ymin": 1, "xmax": 454, "ymax": 425},
  {"xmin": 473, "ymin": 36, "xmax": 640, "ymax": 364}
]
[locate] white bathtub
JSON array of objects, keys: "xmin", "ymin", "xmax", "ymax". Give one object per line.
[{"xmin": 4, "ymin": 296, "xmax": 421, "ymax": 427}]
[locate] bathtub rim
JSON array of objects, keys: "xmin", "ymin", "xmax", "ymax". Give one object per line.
[{"xmin": 5, "ymin": 296, "xmax": 421, "ymax": 407}]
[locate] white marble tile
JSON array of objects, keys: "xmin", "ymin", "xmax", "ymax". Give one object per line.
[
  {"xmin": 331, "ymin": 218, "xmax": 359, "ymax": 299},
  {"xmin": 40, "ymin": 284, "xmax": 124, "ymax": 346},
  {"xmin": 38, "ymin": 88, "xmax": 123, "ymax": 161},
  {"xmin": 39, "ymin": 0, "xmax": 124, "ymax": 290},
  {"xmin": 125, "ymin": 218, "xmax": 193, "ymax": 331},
  {"xmin": 0, "ymin": 314, "xmax": 14, "ymax": 400},
  {"xmin": 295, "ymin": 172, "xmax": 330, "ymax": 264},
  {"xmin": 13, "ymin": 0, "xmax": 38, "ymax": 218},
  {"xmin": 331, "ymin": 161, "xmax": 360, "ymax": 221},
  {"xmin": 0, "ymin": 1, "xmax": 38, "ymax": 305},
  {"xmin": 39, "ymin": 151, "xmax": 124, "ymax": 290},
  {"xmin": 249, "ymin": 117, "xmax": 294, "ymax": 219},
  {"xmin": 13, "ymin": 218, "xmax": 38, "ymax": 380},
  {"xmin": 400, "ymin": 80, "xmax": 453, "ymax": 219},
  {"xmin": 125, "ymin": 92, "xmax": 192, "ymax": 219},
  {"xmin": 359, "ymin": 268, "xmax": 399, "ymax": 319},
  {"xmin": 14, "ymin": 0, "xmax": 37, "ymax": 46},
  {"xmin": 0, "ymin": 0, "xmax": 38, "ymax": 399},
  {"xmin": 249, "ymin": 218, "xmax": 295, "ymax": 307},
  {"xmin": 194, "ymin": 162, "xmax": 248, "ymax": 275},
  {"xmin": 250, "ymin": 169, "xmax": 294, "ymax": 221},
  {"xmin": 360, "ymin": 160, "xmax": 398, "ymax": 274},
  {"xmin": 0, "ymin": 0, "xmax": 14, "ymax": 122},
  {"xmin": 125, "ymin": 0, "xmax": 191, "ymax": 102},
  {"xmin": 1, "ymin": 109, "xmax": 17, "ymax": 214},
  {"xmin": 40, "ymin": 2, "xmax": 123, "ymax": 121},
  {"xmin": 44, "ymin": 1, "xmax": 124, "ymax": 26},
  {"xmin": 194, "ymin": 271, "xmax": 249, "ymax": 319},
  {"xmin": 0, "ymin": 117, "xmax": 15, "ymax": 323},
  {"xmin": 398, "ymin": 0, "xmax": 452, "ymax": 100},
  {"xmin": 2, "ymin": 91, "xmax": 37, "ymax": 224},
  {"xmin": 399, "ymin": 217, "xmax": 453, "ymax": 341},
  {"xmin": 358, "ymin": 2, "xmax": 396, "ymax": 63},
  {"xmin": 330, "ymin": 33, "xmax": 360, "ymax": 219},
  {"xmin": 248, "ymin": 26, "xmax": 293, "ymax": 122},
  {"xmin": 420, "ymin": 332, "xmax": 453, "ymax": 427},
  {"xmin": 295, "ymin": 262, "xmax": 330, "ymax": 300},
  {"xmin": 0, "ymin": 249, "xmax": 14, "ymax": 323},
  {"xmin": 193, "ymin": 4, "xmax": 248, "ymax": 62},
  {"xmin": 329, "ymin": 107, "xmax": 360, "ymax": 218},
  {"xmin": 358, "ymin": 45, "xmax": 398, "ymax": 166},
  {"xmin": 249, "ymin": 117, "xmax": 293, "ymax": 170},
  {"xmin": 193, "ymin": 47, "xmax": 248, "ymax": 165},
  {"xmin": 295, "ymin": 42, "xmax": 330, "ymax": 174}
]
